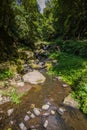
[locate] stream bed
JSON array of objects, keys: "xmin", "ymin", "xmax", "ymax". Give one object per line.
[{"xmin": 0, "ymin": 74, "xmax": 87, "ymax": 130}]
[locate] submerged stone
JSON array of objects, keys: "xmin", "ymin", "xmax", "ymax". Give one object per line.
[
  {"xmin": 19, "ymin": 122, "xmax": 27, "ymax": 130},
  {"xmin": 7, "ymin": 108, "xmax": 14, "ymax": 116},
  {"xmin": 24, "ymin": 115, "xmax": 30, "ymax": 121},
  {"xmin": 33, "ymin": 108, "xmax": 40, "ymax": 116},
  {"xmin": 43, "ymin": 120, "xmax": 48, "ymax": 128},
  {"xmin": 42, "ymin": 104, "xmax": 50, "ymax": 110}
]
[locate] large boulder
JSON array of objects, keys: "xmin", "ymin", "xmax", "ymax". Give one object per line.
[
  {"xmin": 63, "ymin": 94, "xmax": 79, "ymax": 108},
  {"xmin": 23, "ymin": 70, "xmax": 46, "ymax": 84}
]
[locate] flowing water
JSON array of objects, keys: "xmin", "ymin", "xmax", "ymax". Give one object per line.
[{"xmin": 0, "ymin": 74, "xmax": 87, "ymax": 130}]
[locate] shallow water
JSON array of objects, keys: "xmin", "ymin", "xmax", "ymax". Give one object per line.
[{"xmin": 0, "ymin": 74, "xmax": 87, "ymax": 130}]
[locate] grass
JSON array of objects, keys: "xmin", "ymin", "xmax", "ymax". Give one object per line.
[
  {"xmin": 48, "ymin": 52, "xmax": 87, "ymax": 85},
  {"xmin": 48, "ymin": 49, "xmax": 87, "ymax": 113},
  {"xmin": 0, "ymin": 68, "xmax": 13, "ymax": 80},
  {"xmin": 1, "ymin": 88, "xmax": 21, "ymax": 104}
]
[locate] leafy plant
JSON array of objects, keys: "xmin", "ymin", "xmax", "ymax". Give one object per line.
[
  {"xmin": 4, "ymin": 88, "xmax": 20, "ymax": 104},
  {"xmin": 0, "ymin": 68, "xmax": 13, "ymax": 80}
]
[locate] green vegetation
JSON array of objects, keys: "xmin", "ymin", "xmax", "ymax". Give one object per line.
[
  {"xmin": 2, "ymin": 88, "xmax": 21, "ymax": 104},
  {"xmin": 0, "ymin": 68, "xmax": 13, "ymax": 80},
  {"xmin": 47, "ymin": 39, "xmax": 87, "ymax": 113}
]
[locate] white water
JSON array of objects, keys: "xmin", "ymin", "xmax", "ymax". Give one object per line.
[{"xmin": 37, "ymin": 0, "xmax": 46, "ymax": 13}]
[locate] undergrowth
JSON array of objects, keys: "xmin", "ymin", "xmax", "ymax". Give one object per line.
[{"xmin": 48, "ymin": 42, "xmax": 87, "ymax": 113}]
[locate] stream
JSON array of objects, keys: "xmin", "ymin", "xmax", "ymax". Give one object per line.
[{"xmin": 0, "ymin": 73, "xmax": 87, "ymax": 130}]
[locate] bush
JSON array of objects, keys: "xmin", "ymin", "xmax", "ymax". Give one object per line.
[
  {"xmin": 53, "ymin": 39, "xmax": 87, "ymax": 58},
  {"xmin": 0, "ymin": 68, "xmax": 13, "ymax": 80}
]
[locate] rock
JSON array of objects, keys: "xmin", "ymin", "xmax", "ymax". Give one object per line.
[
  {"xmin": 24, "ymin": 115, "xmax": 30, "ymax": 121},
  {"xmin": 56, "ymin": 76, "xmax": 62, "ymax": 80},
  {"xmin": 19, "ymin": 122, "xmax": 27, "ymax": 130},
  {"xmin": 63, "ymin": 94, "xmax": 79, "ymax": 108},
  {"xmin": 33, "ymin": 108, "xmax": 40, "ymax": 116},
  {"xmin": 43, "ymin": 120, "xmax": 48, "ymax": 128},
  {"xmin": 58, "ymin": 107, "xmax": 66, "ymax": 115},
  {"xmin": 7, "ymin": 108, "xmax": 14, "ymax": 116},
  {"xmin": 62, "ymin": 84, "xmax": 68, "ymax": 87},
  {"xmin": 30, "ymin": 113, "xmax": 35, "ymax": 118},
  {"xmin": 10, "ymin": 120, "xmax": 14, "ymax": 125},
  {"xmin": 27, "ymin": 111, "xmax": 32, "ymax": 115},
  {"xmin": 0, "ymin": 117, "xmax": 2, "ymax": 120},
  {"xmin": 0, "ymin": 96, "xmax": 10, "ymax": 105},
  {"xmin": 42, "ymin": 104, "xmax": 50, "ymax": 110},
  {"xmin": 17, "ymin": 82, "xmax": 24, "ymax": 87},
  {"xmin": 42, "ymin": 112, "xmax": 50, "ymax": 117},
  {"xmin": 47, "ymin": 102, "xmax": 51, "ymax": 106},
  {"xmin": 50, "ymin": 110, "xmax": 55, "ymax": 115},
  {"xmin": 30, "ymin": 126, "xmax": 36, "ymax": 129},
  {"xmin": 23, "ymin": 70, "xmax": 46, "ymax": 84}
]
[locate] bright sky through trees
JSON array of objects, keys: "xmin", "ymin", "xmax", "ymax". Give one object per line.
[{"xmin": 37, "ymin": 0, "xmax": 46, "ymax": 13}]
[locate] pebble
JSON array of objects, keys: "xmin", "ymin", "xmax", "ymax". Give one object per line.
[
  {"xmin": 17, "ymin": 82, "xmax": 24, "ymax": 87},
  {"xmin": 62, "ymin": 84, "xmax": 68, "ymax": 87},
  {"xmin": 0, "ymin": 117, "xmax": 2, "ymax": 120},
  {"xmin": 43, "ymin": 120, "xmax": 48, "ymax": 128},
  {"xmin": 58, "ymin": 107, "xmax": 66, "ymax": 115},
  {"xmin": 42, "ymin": 104, "xmax": 50, "ymax": 110},
  {"xmin": 33, "ymin": 108, "xmax": 40, "ymax": 116},
  {"xmin": 27, "ymin": 111, "xmax": 32, "ymax": 115},
  {"xmin": 47, "ymin": 102, "xmax": 51, "ymax": 106},
  {"xmin": 24, "ymin": 115, "xmax": 30, "ymax": 121},
  {"xmin": 7, "ymin": 108, "xmax": 14, "ymax": 116},
  {"xmin": 50, "ymin": 110, "xmax": 55, "ymax": 115},
  {"xmin": 19, "ymin": 122, "xmax": 27, "ymax": 130},
  {"xmin": 42, "ymin": 112, "xmax": 50, "ymax": 117},
  {"xmin": 30, "ymin": 126, "xmax": 36, "ymax": 129},
  {"xmin": 30, "ymin": 113, "xmax": 35, "ymax": 118},
  {"xmin": 10, "ymin": 120, "xmax": 14, "ymax": 125}
]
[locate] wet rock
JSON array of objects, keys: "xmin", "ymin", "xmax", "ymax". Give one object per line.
[
  {"xmin": 7, "ymin": 108, "xmax": 14, "ymax": 116},
  {"xmin": 47, "ymin": 102, "xmax": 51, "ymax": 106},
  {"xmin": 17, "ymin": 82, "xmax": 24, "ymax": 87},
  {"xmin": 30, "ymin": 113, "xmax": 35, "ymax": 118},
  {"xmin": 30, "ymin": 125, "xmax": 36, "ymax": 129},
  {"xmin": 63, "ymin": 94, "xmax": 79, "ymax": 108},
  {"xmin": 10, "ymin": 120, "xmax": 14, "ymax": 125},
  {"xmin": 33, "ymin": 108, "xmax": 40, "ymax": 116},
  {"xmin": 42, "ymin": 104, "xmax": 50, "ymax": 110},
  {"xmin": 56, "ymin": 76, "xmax": 62, "ymax": 80},
  {"xmin": 19, "ymin": 122, "xmax": 27, "ymax": 130},
  {"xmin": 58, "ymin": 107, "xmax": 66, "ymax": 115},
  {"xmin": 0, "ymin": 110, "xmax": 3, "ymax": 113},
  {"xmin": 62, "ymin": 84, "xmax": 68, "ymax": 87},
  {"xmin": 43, "ymin": 120, "xmax": 48, "ymax": 128},
  {"xmin": 27, "ymin": 111, "xmax": 32, "ymax": 115},
  {"xmin": 0, "ymin": 117, "xmax": 2, "ymax": 120},
  {"xmin": 42, "ymin": 112, "xmax": 50, "ymax": 117},
  {"xmin": 23, "ymin": 70, "xmax": 46, "ymax": 84},
  {"xmin": 24, "ymin": 115, "xmax": 30, "ymax": 121},
  {"xmin": 50, "ymin": 110, "xmax": 55, "ymax": 115}
]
